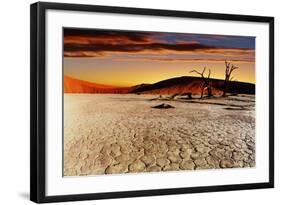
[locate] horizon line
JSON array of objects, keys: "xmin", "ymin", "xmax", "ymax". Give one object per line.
[{"xmin": 64, "ymin": 74, "xmax": 256, "ymax": 88}]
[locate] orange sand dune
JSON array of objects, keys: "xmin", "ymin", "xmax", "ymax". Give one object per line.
[
  {"xmin": 64, "ymin": 75, "xmax": 147, "ymax": 93},
  {"xmin": 64, "ymin": 75, "xmax": 115, "ymax": 92}
]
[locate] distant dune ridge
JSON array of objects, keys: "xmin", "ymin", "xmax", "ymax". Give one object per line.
[
  {"xmin": 64, "ymin": 75, "xmax": 147, "ymax": 94},
  {"xmin": 64, "ymin": 75, "xmax": 255, "ymax": 95}
]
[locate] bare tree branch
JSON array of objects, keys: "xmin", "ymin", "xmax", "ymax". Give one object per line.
[
  {"xmin": 222, "ymin": 61, "xmax": 239, "ymax": 97},
  {"xmin": 202, "ymin": 67, "xmax": 206, "ymax": 75},
  {"xmin": 208, "ymin": 69, "xmax": 211, "ymax": 79},
  {"xmin": 189, "ymin": 67, "xmax": 213, "ymax": 98},
  {"xmin": 190, "ymin": 70, "xmax": 202, "ymax": 76}
]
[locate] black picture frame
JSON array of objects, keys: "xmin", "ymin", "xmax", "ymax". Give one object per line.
[{"xmin": 30, "ymin": 2, "xmax": 274, "ymax": 203}]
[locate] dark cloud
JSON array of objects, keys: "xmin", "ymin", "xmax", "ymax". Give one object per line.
[
  {"xmin": 63, "ymin": 28, "xmax": 255, "ymax": 59},
  {"xmin": 64, "ymin": 29, "xmax": 154, "ymax": 44},
  {"xmin": 64, "ymin": 42, "xmax": 215, "ymax": 53}
]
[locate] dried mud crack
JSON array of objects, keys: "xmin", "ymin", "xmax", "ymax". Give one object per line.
[{"xmin": 64, "ymin": 94, "xmax": 255, "ymax": 176}]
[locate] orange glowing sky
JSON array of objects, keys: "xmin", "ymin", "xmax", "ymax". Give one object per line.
[{"xmin": 64, "ymin": 28, "xmax": 255, "ymax": 86}]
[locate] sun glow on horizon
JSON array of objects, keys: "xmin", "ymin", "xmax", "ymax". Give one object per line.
[{"xmin": 64, "ymin": 59, "xmax": 255, "ymax": 87}]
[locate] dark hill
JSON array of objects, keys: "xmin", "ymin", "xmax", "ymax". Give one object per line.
[{"xmin": 130, "ymin": 76, "xmax": 255, "ymax": 95}]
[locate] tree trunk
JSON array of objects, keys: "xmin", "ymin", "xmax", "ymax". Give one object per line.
[
  {"xmin": 222, "ymin": 61, "xmax": 238, "ymax": 97},
  {"xmin": 223, "ymin": 77, "xmax": 229, "ymax": 97},
  {"xmin": 207, "ymin": 86, "xmax": 213, "ymax": 97},
  {"xmin": 200, "ymin": 86, "xmax": 204, "ymax": 99}
]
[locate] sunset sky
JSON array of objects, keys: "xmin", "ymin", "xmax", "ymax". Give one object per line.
[{"xmin": 64, "ymin": 28, "xmax": 255, "ymax": 87}]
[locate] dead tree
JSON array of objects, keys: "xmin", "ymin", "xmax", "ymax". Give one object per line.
[
  {"xmin": 190, "ymin": 67, "xmax": 213, "ymax": 99},
  {"xmin": 222, "ymin": 61, "xmax": 239, "ymax": 97}
]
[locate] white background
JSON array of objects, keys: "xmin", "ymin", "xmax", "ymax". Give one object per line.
[
  {"xmin": 0, "ymin": 0, "xmax": 279, "ymax": 204},
  {"xmin": 46, "ymin": 9, "xmax": 269, "ymax": 196}
]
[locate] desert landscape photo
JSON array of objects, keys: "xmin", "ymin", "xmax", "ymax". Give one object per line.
[{"xmin": 63, "ymin": 28, "xmax": 256, "ymax": 176}]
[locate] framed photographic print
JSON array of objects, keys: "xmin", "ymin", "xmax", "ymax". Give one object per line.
[{"xmin": 30, "ymin": 2, "xmax": 274, "ymax": 203}]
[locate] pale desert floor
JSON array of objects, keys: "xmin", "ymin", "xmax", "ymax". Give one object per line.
[{"xmin": 63, "ymin": 94, "xmax": 255, "ymax": 176}]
